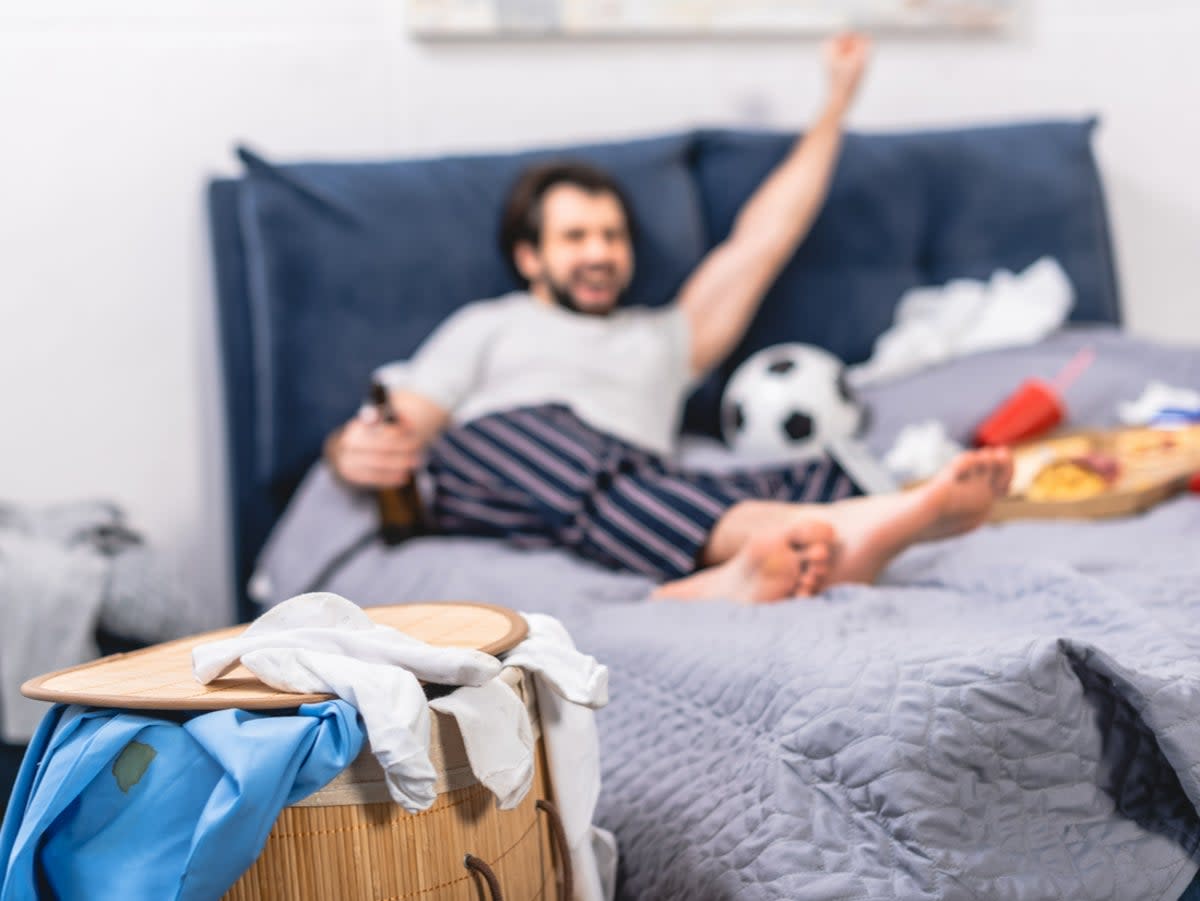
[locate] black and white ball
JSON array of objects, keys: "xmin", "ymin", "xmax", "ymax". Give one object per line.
[{"xmin": 721, "ymin": 343, "xmax": 865, "ymax": 458}]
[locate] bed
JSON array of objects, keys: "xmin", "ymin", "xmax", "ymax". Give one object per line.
[{"xmin": 207, "ymin": 121, "xmax": 1200, "ymax": 899}]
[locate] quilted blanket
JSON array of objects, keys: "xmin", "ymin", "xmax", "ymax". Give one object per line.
[{"xmin": 255, "ymin": 328, "xmax": 1200, "ymax": 900}]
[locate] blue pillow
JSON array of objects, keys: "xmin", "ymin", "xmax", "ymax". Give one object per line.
[
  {"xmin": 236, "ymin": 133, "xmax": 706, "ymax": 487},
  {"xmin": 682, "ymin": 119, "xmax": 1120, "ymax": 438}
]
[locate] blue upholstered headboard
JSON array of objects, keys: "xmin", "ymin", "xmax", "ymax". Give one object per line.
[{"xmin": 208, "ymin": 120, "xmax": 1121, "ymax": 618}]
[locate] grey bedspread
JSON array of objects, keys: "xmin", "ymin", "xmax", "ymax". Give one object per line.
[{"xmin": 256, "ymin": 328, "xmax": 1200, "ymax": 900}]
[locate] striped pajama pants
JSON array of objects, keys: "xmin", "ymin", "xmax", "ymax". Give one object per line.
[{"xmin": 425, "ymin": 404, "xmax": 860, "ymax": 581}]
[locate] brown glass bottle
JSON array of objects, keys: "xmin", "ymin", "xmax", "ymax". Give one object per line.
[{"xmin": 370, "ymin": 381, "xmax": 424, "ymax": 545}]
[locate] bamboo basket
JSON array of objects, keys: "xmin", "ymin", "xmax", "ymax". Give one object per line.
[
  {"xmin": 224, "ymin": 667, "xmax": 569, "ymax": 901},
  {"xmin": 22, "ymin": 602, "xmax": 571, "ymax": 901}
]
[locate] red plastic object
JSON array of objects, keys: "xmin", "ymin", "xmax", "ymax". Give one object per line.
[
  {"xmin": 1189, "ymin": 471, "xmax": 1200, "ymax": 494},
  {"xmin": 975, "ymin": 379, "xmax": 1065, "ymax": 447}
]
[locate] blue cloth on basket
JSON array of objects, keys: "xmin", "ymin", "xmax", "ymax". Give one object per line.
[{"xmin": 0, "ymin": 701, "xmax": 363, "ymax": 901}]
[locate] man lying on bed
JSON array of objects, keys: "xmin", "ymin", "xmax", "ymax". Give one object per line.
[{"xmin": 324, "ymin": 33, "xmax": 1013, "ymax": 604}]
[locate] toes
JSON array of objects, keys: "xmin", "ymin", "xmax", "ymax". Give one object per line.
[
  {"xmin": 988, "ymin": 463, "xmax": 1006, "ymax": 495},
  {"xmin": 796, "ymin": 542, "xmax": 833, "ymax": 596},
  {"xmin": 794, "ymin": 564, "xmax": 818, "ymax": 597},
  {"xmin": 953, "ymin": 450, "xmax": 992, "ymax": 482},
  {"xmin": 950, "ymin": 453, "xmax": 976, "ymax": 481},
  {"xmin": 958, "ymin": 448, "xmax": 1012, "ymax": 490},
  {"xmin": 994, "ymin": 448, "xmax": 1015, "ymax": 495},
  {"xmin": 806, "ymin": 561, "xmax": 830, "ymax": 594},
  {"xmin": 790, "ymin": 542, "xmax": 834, "ymax": 597},
  {"xmin": 746, "ymin": 522, "xmax": 840, "ymax": 601},
  {"xmin": 801, "ymin": 541, "xmax": 831, "ymax": 564},
  {"xmin": 807, "ymin": 559, "xmax": 832, "ymax": 595},
  {"xmin": 979, "ymin": 447, "xmax": 1013, "ymax": 497}
]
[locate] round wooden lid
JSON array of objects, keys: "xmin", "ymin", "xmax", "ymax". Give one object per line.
[{"xmin": 21, "ymin": 602, "xmax": 527, "ymax": 711}]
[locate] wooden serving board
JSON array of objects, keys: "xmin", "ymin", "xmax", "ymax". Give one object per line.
[
  {"xmin": 991, "ymin": 425, "xmax": 1200, "ymax": 522},
  {"xmin": 21, "ymin": 601, "xmax": 527, "ymax": 712}
]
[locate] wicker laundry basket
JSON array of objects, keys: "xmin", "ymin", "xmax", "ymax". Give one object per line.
[
  {"xmin": 224, "ymin": 665, "xmax": 569, "ymax": 901},
  {"xmin": 23, "ymin": 602, "xmax": 572, "ymax": 901}
]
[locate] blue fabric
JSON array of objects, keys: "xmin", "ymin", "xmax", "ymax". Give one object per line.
[
  {"xmin": 0, "ymin": 702, "xmax": 362, "ymax": 901},
  {"xmin": 236, "ymin": 133, "xmax": 706, "ymax": 492},
  {"xmin": 682, "ymin": 119, "xmax": 1121, "ymax": 435}
]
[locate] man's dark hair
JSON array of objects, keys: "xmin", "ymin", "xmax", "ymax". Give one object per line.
[{"xmin": 498, "ymin": 161, "xmax": 638, "ymax": 286}]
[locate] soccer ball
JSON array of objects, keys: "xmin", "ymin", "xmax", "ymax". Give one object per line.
[{"xmin": 721, "ymin": 343, "xmax": 866, "ymax": 459}]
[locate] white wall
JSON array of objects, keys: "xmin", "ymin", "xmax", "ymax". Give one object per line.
[{"xmin": 1, "ymin": 0, "xmax": 1198, "ymax": 623}]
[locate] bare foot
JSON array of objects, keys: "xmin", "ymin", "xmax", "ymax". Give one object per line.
[
  {"xmin": 651, "ymin": 520, "xmax": 836, "ymax": 604},
  {"xmin": 826, "ymin": 447, "xmax": 1012, "ymax": 584},
  {"xmin": 914, "ymin": 446, "xmax": 1014, "ymax": 541}
]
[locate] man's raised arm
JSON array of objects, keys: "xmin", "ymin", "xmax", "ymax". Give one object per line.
[{"xmin": 677, "ymin": 33, "xmax": 871, "ymax": 376}]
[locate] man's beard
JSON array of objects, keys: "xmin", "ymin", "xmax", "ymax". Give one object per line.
[{"xmin": 544, "ymin": 266, "xmax": 627, "ymax": 317}]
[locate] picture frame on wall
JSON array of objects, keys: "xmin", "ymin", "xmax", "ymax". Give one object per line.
[{"xmin": 407, "ymin": 0, "xmax": 1015, "ymax": 38}]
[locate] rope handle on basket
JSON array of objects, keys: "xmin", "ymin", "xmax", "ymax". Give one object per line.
[
  {"xmin": 536, "ymin": 799, "xmax": 575, "ymax": 901},
  {"xmin": 464, "ymin": 853, "xmax": 504, "ymax": 901}
]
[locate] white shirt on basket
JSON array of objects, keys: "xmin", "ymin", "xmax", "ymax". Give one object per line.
[{"xmin": 377, "ymin": 292, "xmax": 694, "ymax": 457}]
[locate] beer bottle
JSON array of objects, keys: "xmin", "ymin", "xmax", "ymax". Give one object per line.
[{"xmin": 370, "ymin": 380, "xmax": 424, "ymax": 545}]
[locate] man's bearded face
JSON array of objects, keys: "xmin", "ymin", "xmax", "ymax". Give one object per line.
[{"xmin": 518, "ymin": 185, "xmax": 635, "ymax": 317}]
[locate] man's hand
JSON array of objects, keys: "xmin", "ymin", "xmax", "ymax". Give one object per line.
[
  {"xmin": 825, "ymin": 32, "xmax": 872, "ymax": 109},
  {"xmin": 327, "ymin": 406, "xmax": 424, "ymax": 489}
]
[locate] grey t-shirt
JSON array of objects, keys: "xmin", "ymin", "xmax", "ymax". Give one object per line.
[{"xmin": 380, "ymin": 292, "xmax": 695, "ymax": 456}]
